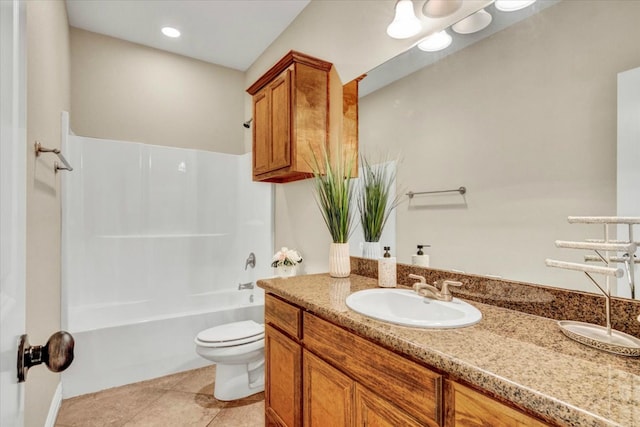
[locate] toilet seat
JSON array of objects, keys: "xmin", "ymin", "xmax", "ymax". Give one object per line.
[{"xmin": 196, "ymin": 320, "xmax": 264, "ymax": 348}]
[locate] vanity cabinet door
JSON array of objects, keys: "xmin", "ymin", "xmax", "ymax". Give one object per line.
[
  {"xmin": 445, "ymin": 380, "xmax": 551, "ymax": 427},
  {"xmin": 354, "ymin": 384, "xmax": 424, "ymax": 427},
  {"xmin": 265, "ymin": 324, "xmax": 302, "ymax": 427},
  {"xmin": 303, "ymin": 350, "xmax": 354, "ymax": 426}
]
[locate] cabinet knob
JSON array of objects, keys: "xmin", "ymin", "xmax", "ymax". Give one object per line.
[{"xmin": 17, "ymin": 331, "xmax": 75, "ymax": 382}]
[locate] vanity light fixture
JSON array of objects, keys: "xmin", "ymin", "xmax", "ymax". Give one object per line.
[
  {"xmin": 417, "ymin": 30, "xmax": 453, "ymax": 52},
  {"xmin": 161, "ymin": 26, "xmax": 181, "ymax": 38},
  {"xmin": 494, "ymin": 0, "xmax": 537, "ymax": 12},
  {"xmin": 452, "ymin": 8, "xmax": 492, "ymax": 34},
  {"xmin": 422, "ymin": 0, "xmax": 463, "ymax": 19},
  {"xmin": 386, "ymin": 0, "xmax": 421, "ymax": 39}
]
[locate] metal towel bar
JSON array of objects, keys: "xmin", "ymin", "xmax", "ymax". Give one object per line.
[
  {"xmin": 34, "ymin": 141, "xmax": 73, "ymax": 172},
  {"xmin": 406, "ymin": 186, "xmax": 466, "ymax": 199}
]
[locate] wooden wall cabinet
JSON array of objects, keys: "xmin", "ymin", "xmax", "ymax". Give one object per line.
[{"xmin": 247, "ymin": 51, "xmax": 359, "ymax": 183}]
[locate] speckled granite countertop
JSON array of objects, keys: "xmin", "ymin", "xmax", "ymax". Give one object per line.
[{"xmin": 258, "ymin": 273, "xmax": 640, "ymax": 427}]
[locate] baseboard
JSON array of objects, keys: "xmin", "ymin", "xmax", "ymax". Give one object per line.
[{"xmin": 44, "ymin": 382, "xmax": 62, "ymax": 427}]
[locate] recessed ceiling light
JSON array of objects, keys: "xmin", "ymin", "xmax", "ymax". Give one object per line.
[
  {"xmin": 494, "ymin": 0, "xmax": 537, "ymax": 12},
  {"xmin": 161, "ymin": 27, "xmax": 181, "ymax": 38},
  {"xmin": 417, "ymin": 30, "xmax": 453, "ymax": 52},
  {"xmin": 452, "ymin": 9, "xmax": 492, "ymax": 34}
]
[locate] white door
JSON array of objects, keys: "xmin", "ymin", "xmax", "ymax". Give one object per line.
[{"xmin": 0, "ymin": 0, "xmax": 27, "ymax": 426}]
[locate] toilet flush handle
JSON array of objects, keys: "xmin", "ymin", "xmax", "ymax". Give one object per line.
[{"xmin": 17, "ymin": 331, "xmax": 75, "ymax": 382}]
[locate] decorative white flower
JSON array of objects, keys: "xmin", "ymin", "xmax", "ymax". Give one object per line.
[{"xmin": 271, "ymin": 247, "xmax": 303, "ymax": 268}]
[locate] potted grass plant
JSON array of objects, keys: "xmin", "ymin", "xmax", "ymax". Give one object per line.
[
  {"xmin": 310, "ymin": 148, "xmax": 356, "ymax": 277},
  {"xmin": 357, "ymin": 154, "xmax": 401, "ymax": 259}
]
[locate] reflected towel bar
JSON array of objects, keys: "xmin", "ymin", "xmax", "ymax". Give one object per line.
[
  {"xmin": 406, "ymin": 186, "xmax": 466, "ymax": 199},
  {"xmin": 35, "ymin": 141, "xmax": 73, "ymax": 172}
]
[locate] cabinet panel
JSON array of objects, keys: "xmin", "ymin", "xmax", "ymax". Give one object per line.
[
  {"xmin": 265, "ymin": 325, "xmax": 302, "ymax": 427},
  {"xmin": 355, "ymin": 384, "xmax": 424, "ymax": 427},
  {"xmin": 303, "ymin": 350, "xmax": 353, "ymax": 426},
  {"xmin": 445, "ymin": 381, "xmax": 550, "ymax": 427},
  {"xmin": 253, "ymin": 90, "xmax": 270, "ymax": 175},
  {"xmin": 303, "ymin": 313, "xmax": 441, "ymax": 427},
  {"xmin": 269, "ymin": 71, "xmax": 291, "ymax": 171},
  {"xmin": 265, "ymin": 294, "xmax": 301, "ymax": 339}
]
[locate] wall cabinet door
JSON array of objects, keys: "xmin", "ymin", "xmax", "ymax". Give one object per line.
[
  {"xmin": 252, "ymin": 70, "xmax": 292, "ymax": 177},
  {"xmin": 303, "ymin": 350, "xmax": 354, "ymax": 426},
  {"xmin": 265, "ymin": 325, "xmax": 302, "ymax": 427}
]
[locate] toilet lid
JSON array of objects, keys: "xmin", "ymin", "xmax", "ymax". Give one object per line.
[{"xmin": 197, "ymin": 320, "xmax": 264, "ymax": 345}]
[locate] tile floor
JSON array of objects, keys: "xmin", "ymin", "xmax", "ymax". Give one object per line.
[{"xmin": 55, "ymin": 365, "xmax": 264, "ymax": 427}]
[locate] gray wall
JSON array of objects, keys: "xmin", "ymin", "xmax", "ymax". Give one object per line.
[{"xmin": 70, "ymin": 28, "xmax": 245, "ymax": 154}]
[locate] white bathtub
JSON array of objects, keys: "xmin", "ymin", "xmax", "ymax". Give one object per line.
[{"xmin": 61, "ymin": 289, "xmax": 265, "ymax": 398}]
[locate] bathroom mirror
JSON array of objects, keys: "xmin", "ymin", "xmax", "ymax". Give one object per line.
[{"xmin": 358, "ymin": 0, "xmax": 640, "ymax": 298}]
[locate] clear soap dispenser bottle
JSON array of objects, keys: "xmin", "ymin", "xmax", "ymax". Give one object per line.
[{"xmin": 378, "ymin": 246, "xmax": 397, "ymax": 288}]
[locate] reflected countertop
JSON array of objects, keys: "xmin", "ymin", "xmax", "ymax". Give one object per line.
[{"xmin": 258, "ymin": 273, "xmax": 640, "ymax": 427}]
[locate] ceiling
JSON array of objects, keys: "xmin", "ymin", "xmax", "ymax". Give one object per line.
[{"xmin": 65, "ymin": 0, "xmax": 311, "ymax": 71}]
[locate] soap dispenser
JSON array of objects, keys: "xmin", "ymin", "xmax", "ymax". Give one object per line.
[
  {"xmin": 378, "ymin": 246, "xmax": 397, "ymax": 288},
  {"xmin": 411, "ymin": 244, "xmax": 430, "ymax": 267}
]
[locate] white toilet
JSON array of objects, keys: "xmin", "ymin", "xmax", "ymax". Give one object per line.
[{"xmin": 194, "ymin": 320, "xmax": 265, "ymax": 401}]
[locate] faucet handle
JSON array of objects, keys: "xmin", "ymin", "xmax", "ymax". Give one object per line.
[
  {"xmin": 408, "ymin": 273, "xmax": 426, "ymax": 283},
  {"xmin": 441, "ymin": 280, "xmax": 462, "ymax": 296}
]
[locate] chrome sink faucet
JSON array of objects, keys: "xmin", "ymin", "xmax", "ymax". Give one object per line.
[{"xmin": 408, "ymin": 274, "xmax": 462, "ymax": 302}]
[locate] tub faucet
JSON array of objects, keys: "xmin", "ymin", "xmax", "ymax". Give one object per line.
[
  {"xmin": 245, "ymin": 252, "xmax": 256, "ymax": 270},
  {"xmin": 408, "ymin": 274, "xmax": 462, "ymax": 302},
  {"xmin": 238, "ymin": 281, "xmax": 254, "ymax": 290}
]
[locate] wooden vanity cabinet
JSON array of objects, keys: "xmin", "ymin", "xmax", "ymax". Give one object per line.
[
  {"xmin": 264, "ymin": 293, "xmax": 552, "ymax": 427},
  {"xmin": 265, "ymin": 295, "xmax": 302, "ymax": 426},
  {"xmin": 247, "ymin": 51, "xmax": 359, "ymax": 183}
]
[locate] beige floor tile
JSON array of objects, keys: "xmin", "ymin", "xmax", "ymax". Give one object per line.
[
  {"xmin": 136, "ymin": 369, "xmax": 198, "ymax": 391},
  {"xmin": 172, "ymin": 365, "xmax": 217, "ymax": 395},
  {"xmin": 56, "ymin": 385, "xmax": 166, "ymax": 427},
  {"xmin": 122, "ymin": 390, "xmax": 224, "ymax": 427},
  {"xmin": 207, "ymin": 401, "xmax": 265, "ymax": 427}
]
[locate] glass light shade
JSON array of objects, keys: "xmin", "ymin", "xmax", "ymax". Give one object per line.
[
  {"xmin": 386, "ymin": 0, "xmax": 422, "ymax": 39},
  {"xmin": 161, "ymin": 27, "xmax": 181, "ymax": 38},
  {"xmin": 417, "ymin": 30, "xmax": 452, "ymax": 52},
  {"xmin": 494, "ymin": 0, "xmax": 537, "ymax": 12},
  {"xmin": 452, "ymin": 9, "xmax": 492, "ymax": 34},
  {"xmin": 422, "ymin": 0, "xmax": 463, "ymax": 18}
]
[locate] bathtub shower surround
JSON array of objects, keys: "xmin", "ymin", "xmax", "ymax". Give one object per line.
[{"xmin": 61, "ymin": 134, "xmax": 272, "ymax": 397}]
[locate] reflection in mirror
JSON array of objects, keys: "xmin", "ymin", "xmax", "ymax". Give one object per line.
[{"xmin": 358, "ymin": 0, "xmax": 640, "ymax": 299}]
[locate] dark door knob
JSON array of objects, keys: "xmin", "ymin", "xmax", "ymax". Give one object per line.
[{"xmin": 17, "ymin": 331, "xmax": 75, "ymax": 382}]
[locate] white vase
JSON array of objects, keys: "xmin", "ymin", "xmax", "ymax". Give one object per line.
[
  {"xmin": 329, "ymin": 242, "xmax": 351, "ymax": 278},
  {"xmin": 277, "ymin": 265, "xmax": 297, "ymax": 278},
  {"xmin": 362, "ymin": 241, "xmax": 381, "ymax": 259}
]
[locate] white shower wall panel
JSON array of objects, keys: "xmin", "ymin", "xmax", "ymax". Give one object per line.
[{"xmin": 63, "ymin": 136, "xmax": 273, "ymax": 331}]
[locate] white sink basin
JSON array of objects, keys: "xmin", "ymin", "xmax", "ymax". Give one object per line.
[{"xmin": 345, "ymin": 288, "xmax": 482, "ymax": 329}]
